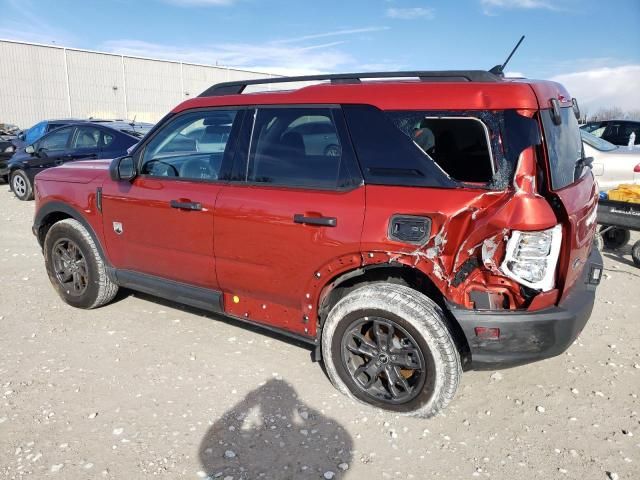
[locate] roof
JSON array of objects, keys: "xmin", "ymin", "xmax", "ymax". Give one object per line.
[{"xmin": 174, "ymin": 74, "xmax": 573, "ymax": 113}]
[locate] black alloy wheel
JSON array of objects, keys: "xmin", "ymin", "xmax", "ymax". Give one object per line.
[
  {"xmin": 340, "ymin": 316, "xmax": 427, "ymax": 405},
  {"xmin": 51, "ymin": 238, "xmax": 89, "ymax": 296}
]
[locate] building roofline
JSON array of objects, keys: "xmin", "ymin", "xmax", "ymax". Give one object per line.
[{"xmin": 0, "ymin": 37, "xmax": 277, "ymax": 77}]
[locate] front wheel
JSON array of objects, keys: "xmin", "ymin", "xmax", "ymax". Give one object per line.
[
  {"xmin": 11, "ymin": 170, "xmax": 33, "ymax": 201},
  {"xmin": 321, "ymin": 283, "xmax": 461, "ymax": 418},
  {"xmin": 44, "ymin": 218, "xmax": 118, "ymax": 309}
]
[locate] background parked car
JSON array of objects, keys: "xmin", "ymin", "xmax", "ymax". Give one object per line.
[
  {"xmin": 5, "ymin": 121, "xmax": 153, "ymax": 200},
  {"xmin": 581, "ymin": 129, "xmax": 640, "ymax": 191},
  {"xmin": 0, "ymin": 123, "xmax": 22, "ymax": 182},
  {"xmin": 581, "ymin": 120, "xmax": 640, "ymax": 146}
]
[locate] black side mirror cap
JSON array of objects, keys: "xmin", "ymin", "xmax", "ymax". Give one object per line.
[{"xmin": 110, "ymin": 156, "xmax": 137, "ymax": 181}]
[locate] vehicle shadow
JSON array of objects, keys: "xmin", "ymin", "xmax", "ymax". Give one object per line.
[
  {"xmin": 125, "ymin": 291, "xmax": 315, "ymax": 354},
  {"xmin": 198, "ymin": 378, "xmax": 353, "ymax": 479}
]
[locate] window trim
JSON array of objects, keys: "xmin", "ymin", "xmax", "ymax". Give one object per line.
[
  {"xmin": 232, "ymin": 104, "xmax": 363, "ymax": 192},
  {"xmin": 133, "ymin": 107, "xmax": 248, "ymax": 184}
]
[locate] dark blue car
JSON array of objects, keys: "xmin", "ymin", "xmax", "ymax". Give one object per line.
[{"xmin": 4, "ymin": 121, "xmax": 153, "ymax": 200}]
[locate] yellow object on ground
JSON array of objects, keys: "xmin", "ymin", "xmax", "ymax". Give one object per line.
[{"xmin": 608, "ymin": 184, "xmax": 640, "ymax": 204}]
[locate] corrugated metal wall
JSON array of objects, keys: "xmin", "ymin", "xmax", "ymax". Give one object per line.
[{"xmin": 0, "ymin": 39, "xmax": 275, "ymax": 128}]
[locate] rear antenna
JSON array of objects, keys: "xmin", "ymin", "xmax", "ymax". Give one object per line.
[{"xmin": 489, "ymin": 35, "xmax": 525, "ymax": 77}]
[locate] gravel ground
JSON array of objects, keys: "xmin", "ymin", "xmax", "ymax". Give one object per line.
[{"xmin": 0, "ymin": 184, "xmax": 639, "ymax": 480}]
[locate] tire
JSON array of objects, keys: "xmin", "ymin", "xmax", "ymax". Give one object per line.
[
  {"xmin": 44, "ymin": 218, "xmax": 118, "ymax": 309},
  {"xmin": 10, "ymin": 169, "xmax": 33, "ymax": 201},
  {"xmin": 321, "ymin": 283, "xmax": 462, "ymax": 418},
  {"xmin": 593, "ymin": 231, "xmax": 604, "ymax": 252},
  {"xmin": 632, "ymin": 240, "xmax": 640, "ymax": 268},
  {"xmin": 601, "ymin": 226, "xmax": 630, "ymax": 250}
]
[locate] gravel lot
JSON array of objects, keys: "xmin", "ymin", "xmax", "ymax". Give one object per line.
[{"xmin": 0, "ymin": 184, "xmax": 639, "ymax": 480}]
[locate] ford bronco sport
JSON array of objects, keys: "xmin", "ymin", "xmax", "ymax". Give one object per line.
[{"xmin": 33, "ymin": 70, "xmax": 603, "ymax": 417}]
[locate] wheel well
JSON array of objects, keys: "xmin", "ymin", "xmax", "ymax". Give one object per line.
[
  {"xmin": 318, "ymin": 264, "xmax": 471, "ymax": 367},
  {"xmin": 36, "ymin": 212, "xmax": 73, "ymax": 247}
]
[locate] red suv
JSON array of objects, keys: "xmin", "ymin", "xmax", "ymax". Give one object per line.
[{"xmin": 33, "ymin": 71, "xmax": 602, "ymax": 417}]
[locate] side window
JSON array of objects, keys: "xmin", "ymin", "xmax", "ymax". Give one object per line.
[
  {"xmin": 247, "ymin": 107, "xmax": 346, "ymax": 188},
  {"xmin": 102, "ymin": 132, "xmax": 115, "ymax": 147},
  {"xmin": 73, "ymin": 126, "xmax": 101, "ymax": 149},
  {"xmin": 37, "ymin": 127, "xmax": 74, "ymax": 152},
  {"xmin": 47, "ymin": 123, "xmax": 68, "ymax": 132},
  {"xmin": 410, "ymin": 117, "xmax": 494, "ymax": 182},
  {"xmin": 141, "ymin": 110, "xmax": 240, "ymax": 181}
]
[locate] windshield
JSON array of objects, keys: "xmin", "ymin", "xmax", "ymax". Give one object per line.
[{"xmin": 580, "ymin": 129, "xmax": 617, "ymax": 152}]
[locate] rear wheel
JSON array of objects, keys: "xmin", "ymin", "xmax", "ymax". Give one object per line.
[
  {"xmin": 321, "ymin": 283, "xmax": 461, "ymax": 418},
  {"xmin": 601, "ymin": 227, "xmax": 630, "ymax": 250},
  {"xmin": 11, "ymin": 170, "xmax": 33, "ymax": 201},
  {"xmin": 44, "ymin": 218, "xmax": 118, "ymax": 309}
]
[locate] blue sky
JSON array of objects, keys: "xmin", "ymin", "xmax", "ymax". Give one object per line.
[{"xmin": 1, "ymin": 0, "xmax": 639, "ymax": 111}]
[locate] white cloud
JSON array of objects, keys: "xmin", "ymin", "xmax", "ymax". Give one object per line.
[
  {"xmin": 504, "ymin": 71, "xmax": 525, "ymax": 78},
  {"xmin": 481, "ymin": 0, "xmax": 559, "ymax": 14},
  {"xmin": 551, "ymin": 65, "xmax": 640, "ymax": 113},
  {"xmin": 160, "ymin": 0, "xmax": 236, "ymax": 6},
  {"xmin": 274, "ymin": 27, "xmax": 389, "ymax": 44},
  {"xmin": 102, "ymin": 25, "xmax": 394, "ymax": 76},
  {"xmin": 386, "ymin": 7, "xmax": 435, "ymax": 19},
  {"xmin": 481, "ymin": 0, "xmax": 557, "ymax": 8},
  {"xmin": 103, "ymin": 39, "xmax": 355, "ymax": 75}
]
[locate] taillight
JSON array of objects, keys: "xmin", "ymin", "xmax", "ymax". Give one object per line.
[
  {"xmin": 500, "ymin": 225, "xmax": 563, "ymax": 291},
  {"xmin": 634, "ymin": 163, "xmax": 640, "ymax": 173}
]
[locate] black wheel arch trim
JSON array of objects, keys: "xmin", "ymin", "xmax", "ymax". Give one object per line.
[{"xmin": 33, "ymin": 201, "xmax": 108, "ymax": 265}]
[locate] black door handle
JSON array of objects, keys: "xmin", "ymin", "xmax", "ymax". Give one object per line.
[
  {"xmin": 293, "ymin": 214, "xmax": 337, "ymax": 227},
  {"xmin": 170, "ymin": 200, "xmax": 202, "ymax": 211}
]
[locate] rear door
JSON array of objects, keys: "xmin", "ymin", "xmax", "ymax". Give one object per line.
[
  {"xmin": 68, "ymin": 125, "xmax": 102, "ymax": 162},
  {"xmin": 541, "ymin": 105, "xmax": 598, "ymax": 299},
  {"xmin": 214, "ymin": 106, "xmax": 365, "ymax": 336}
]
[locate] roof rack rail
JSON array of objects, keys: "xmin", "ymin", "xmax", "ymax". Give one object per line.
[{"xmin": 199, "ymin": 70, "xmax": 501, "ymax": 97}]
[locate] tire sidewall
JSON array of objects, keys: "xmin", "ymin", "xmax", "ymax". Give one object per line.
[
  {"xmin": 44, "ymin": 221, "xmax": 102, "ymax": 308},
  {"xmin": 11, "ymin": 170, "xmax": 32, "ymax": 201}
]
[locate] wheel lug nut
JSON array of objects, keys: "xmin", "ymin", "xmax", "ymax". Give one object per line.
[{"xmin": 391, "ymin": 355, "xmax": 397, "ymax": 360}]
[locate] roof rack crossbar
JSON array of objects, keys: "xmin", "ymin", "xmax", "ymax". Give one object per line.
[{"xmin": 199, "ymin": 70, "xmax": 501, "ymax": 97}]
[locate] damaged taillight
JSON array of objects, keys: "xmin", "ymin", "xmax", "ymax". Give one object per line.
[{"xmin": 500, "ymin": 225, "xmax": 562, "ymax": 291}]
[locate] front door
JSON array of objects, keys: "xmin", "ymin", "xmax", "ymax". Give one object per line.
[
  {"xmin": 101, "ymin": 108, "xmax": 245, "ymax": 289},
  {"xmin": 215, "ymin": 106, "xmax": 365, "ymax": 335}
]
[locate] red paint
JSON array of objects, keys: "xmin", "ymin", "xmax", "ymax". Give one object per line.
[{"xmin": 214, "ymin": 184, "xmax": 365, "ymax": 337}]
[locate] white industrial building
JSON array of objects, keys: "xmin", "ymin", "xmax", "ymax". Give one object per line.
[{"xmin": 0, "ymin": 39, "xmax": 275, "ymax": 129}]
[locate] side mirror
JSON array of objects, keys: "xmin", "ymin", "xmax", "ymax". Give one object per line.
[
  {"xmin": 25, "ymin": 145, "xmax": 35, "ymax": 154},
  {"xmin": 110, "ymin": 156, "xmax": 137, "ymax": 181}
]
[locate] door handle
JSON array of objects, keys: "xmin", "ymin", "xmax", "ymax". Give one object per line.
[
  {"xmin": 170, "ymin": 200, "xmax": 202, "ymax": 211},
  {"xmin": 293, "ymin": 214, "xmax": 337, "ymax": 227}
]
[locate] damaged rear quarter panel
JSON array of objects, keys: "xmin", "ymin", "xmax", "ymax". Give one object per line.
[{"xmin": 361, "ymin": 178, "xmax": 558, "ymax": 309}]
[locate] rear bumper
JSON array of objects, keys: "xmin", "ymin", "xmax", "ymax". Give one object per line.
[{"xmin": 448, "ymin": 247, "xmax": 603, "ymax": 369}]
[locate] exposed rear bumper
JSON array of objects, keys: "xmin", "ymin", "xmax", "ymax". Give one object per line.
[{"xmin": 448, "ymin": 247, "xmax": 603, "ymax": 369}]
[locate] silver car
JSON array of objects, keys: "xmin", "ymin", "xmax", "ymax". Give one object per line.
[{"xmin": 581, "ymin": 130, "xmax": 640, "ymax": 191}]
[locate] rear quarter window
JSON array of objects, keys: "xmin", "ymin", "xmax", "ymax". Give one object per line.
[{"xmin": 541, "ymin": 107, "xmax": 585, "ymax": 190}]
